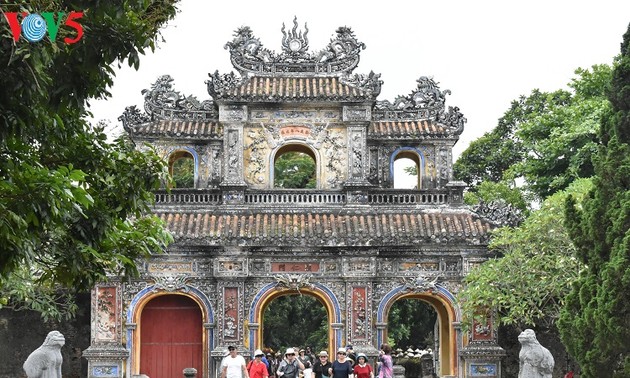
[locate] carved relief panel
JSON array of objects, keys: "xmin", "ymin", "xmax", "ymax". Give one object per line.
[
  {"xmin": 347, "ymin": 126, "xmax": 367, "ymax": 183},
  {"xmin": 92, "ymin": 283, "xmax": 122, "ymax": 343},
  {"xmin": 242, "ymin": 115, "xmax": 348, "ymax": 189},
  {"xmin": 214, "ymin": 282, "xmax": 245, "ymax": 346},
  {"xmin": 349, "ymin": 285, "xmax": 372, "ymax": 343}
]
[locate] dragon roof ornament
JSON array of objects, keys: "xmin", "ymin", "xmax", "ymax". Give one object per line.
[
  {"xmin": 119, "ymin": 75, "xmax": 218, "ymax": 130},
  {"xmin": 373, "ymin": 76, "xmax": 466, "ymax": 135},
  {"xmin": 224, "ymin": 17, "xmax": 365, "ymax": 76}
]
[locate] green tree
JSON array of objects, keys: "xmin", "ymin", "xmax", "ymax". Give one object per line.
[
  {"xmin": 387, "ymin": 299, "xmax": 437, "ymax": 350},
  {"xmin": 459, "ymin": 178, "xmax": 591, "ymax": 329},
  {"xmin": 558, "ymin": 24, "xmax": 630, "ymax": 377},
  {"xmin": 172, "ymin": 157, "xmax": 194, "ymax": 188},
  {"xmin": 263, "ymin": 295, "xmax": 328, "ymax": 353},
  {"xmin": 454, "ymin": 65, "xmax": 612, "ymax": 200},
  {"xmin": 274, "ymin": 152, "xmax": 316, "ymax": 189},
  {"xmin": 0, "ymin": 0, "xmax": 178, "ymax": 320}
]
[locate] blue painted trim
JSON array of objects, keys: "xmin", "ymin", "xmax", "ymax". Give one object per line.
[
  {"xmin": 375, "ymin": 284, "xmax": 460, "ymax": 347},
  {"xmin": 389, "ymin": 147, "xmax": 425, "ymax": 186}
]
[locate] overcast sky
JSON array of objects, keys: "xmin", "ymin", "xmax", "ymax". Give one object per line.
[{"xmin": 90, "ymin": 0, "xmax": 630, "ymax": 158}]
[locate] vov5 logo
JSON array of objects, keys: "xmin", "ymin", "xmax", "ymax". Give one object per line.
[{"xmin": 3, "ymin": 11, "xmax": 83, "ymax": 44}]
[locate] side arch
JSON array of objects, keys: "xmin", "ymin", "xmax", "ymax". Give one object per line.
[
  {"xmin": 248, "ymin": 283, "xmax": 342, "ymax": 355},
  {"xmin": 166, "ymin": 146, "xmax": 200, "ymax": 188},
  {"xmin": 376, "ymin": 285, "xmax": 460, "ymax": 376},
  {"xmin": 389, "ymin": 147, "xmax": 426, "ymax": 189},
  {"xmin": 127, "ymin": 285, "xmax": 215, "ymax": 378}
]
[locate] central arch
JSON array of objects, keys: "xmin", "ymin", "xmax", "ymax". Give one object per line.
[
  {"xmin": 377, "ymin": 285, "xmax": 459, "ymax": 377},
  {"xmin": 249, "ymin": 283, "xmax": 342, "ymax": 356},
  {"xmin": 270, "ymin": 142, "xmax": 321, "ymax": 189}
]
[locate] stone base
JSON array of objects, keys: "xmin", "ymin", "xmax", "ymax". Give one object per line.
[
  {"xmin": 83, "ymin": 343, "xmax": 129, "ymax": 378},
  {"xmin": 460, "ymin": 343, "xmax": 505, "ymax": 378}
]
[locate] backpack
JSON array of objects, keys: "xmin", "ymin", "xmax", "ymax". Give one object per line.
[{"xmin": 281, "ymin": 360, "xmax": 298, "ymax": 378}]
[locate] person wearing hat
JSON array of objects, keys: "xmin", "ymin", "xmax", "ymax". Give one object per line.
[
  {"xmin": 353, "ymin": 354, "xmax": 373, "ymax": 378},
  {"xmin": 328, "ymin": 348, "xmax": 353, "ymax": 378},
  {"xmin": 298, "ymin": 348, "xmax": 312, "ymax": 369},
  {"xmin": 311, "ymin": 351, "xmax": 332, "ymax": 378},
  {"xmin": 247, "ymin": 349, "xmax": 269, "ymax": 378},
  {"xmin": 222, "ymin": 346, "xmax": 249, "ymax": 378},
  {"xmin": 277, "ymin": 348, "xmax": 304, "ymax": 378},
  {"xmin": 345, "ymin": 346, "xmax": 356, "ymax": 367}
]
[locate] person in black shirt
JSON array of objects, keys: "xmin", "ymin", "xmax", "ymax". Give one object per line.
[
  {"xmin": 329, "ymin": 348, "xmax": 353, "ymax": 378},
  {"xmin": 311, "ymin": 351, "xmax": 332, "ymax": 378}
]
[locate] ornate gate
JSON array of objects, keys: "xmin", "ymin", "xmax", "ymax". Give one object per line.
[{"xmin": 84, "ymin": 19, "xmax": 504, "ymax": 378}]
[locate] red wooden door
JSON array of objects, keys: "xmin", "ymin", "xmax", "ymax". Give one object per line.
[{"xmin": 140, "ymin": 295, "xmax": 203, "ymax": 377}]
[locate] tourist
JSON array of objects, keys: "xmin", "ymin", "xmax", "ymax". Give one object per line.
[
  {"xmin": 329, "ymin": 348, "xmax": 353, "ymax": 378},
  {"xmin": 305, "ymin": 346, "xmax": 317, "ymax": 363},
  {"xmin": 353, "ymin": 354, "xmax": 373, "ymax": 378},
  {"xmin": 278, "ymin": 348, "xmax": 304, "ymax": 378},
  {"xmin": 377, "ymin": 344, "xmax": 393, "ymax": 378},
  {"xmin": 299, "ymin": 348, "xmax": 312, "ymax": 368},
  {"xmin": 345, "ymin": 345, "xmax": 356, "ymax": 366},
  {"xmin": 267, "ymin": 353, "xmax": 277, "ymax": 378},
  {"xmin": 222, "ymin": 346, "xmax": 249, "ymax": 378},
  {"xmin": 311, "ymin": 351, "xmax": 332, "ymax": 378},
  {"xmin": 247, "ymin": 349, "xmax": 269, "ymax": 378}
]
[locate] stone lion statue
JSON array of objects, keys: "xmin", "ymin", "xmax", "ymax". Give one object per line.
[
  {"xmin": 23, "ymin": 330, "xmax": 65, "ymax": 378},
  {"xmin": 518, "ymin": 329, "xmax": 554, "ymax": 378}
]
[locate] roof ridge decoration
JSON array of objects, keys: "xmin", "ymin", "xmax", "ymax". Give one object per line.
[
  {"xmin": 373, "ymin": 76, "xmax": 466, "ymax": 136},
  {"xmin": 224, "ymin": 17, "xmax": 366, "ymax": 76},
  {"xmin": 119, "ymin": 75, "xmax": 218, "ymax": 131}
]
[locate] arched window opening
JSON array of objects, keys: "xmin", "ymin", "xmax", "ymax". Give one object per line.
[
  {"xmin": 274, "ymin": 144, "xmax": 316, "ymax": 189},
  {"xmin": 394, "ymin": 151, "xmax": 421, "ymax": 189},
  {"xmin": 263, "ymin": 294, "xmax": 328, "ymax": 354},
  {"xmin": 387, "ymin": 299, "xmax": 439, "ymax": 377},
  {"xmin": 169, "ymin": 151, "xmax": 194, "ymax": 188}
]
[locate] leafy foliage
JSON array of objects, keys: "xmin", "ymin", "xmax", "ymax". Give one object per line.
[
  {"xmin": 274, "ymin": 152, "xmax": 316, "ymax": 189},
  {"xmin": 172, "ymin": 156, "xmax": 194, "ymax": 188},
  {"xmin": 263, "ymin": 294, "xmax": 328, "ymax": 353},
  {"xmin": 463, "ymin": 181, "xmax": 530, "ymax": 215},
  {"xmin": 403, "ymin": 165, "xmax": 418, "ymax": 176},
  {"xmin": 0, "ymin": 0, "xmax": 178, "ymax": 319},
  {"xmin": 387, "ymin": 299, "xmax": 437, "ymax": 349},
  {"xmin": 459, "ymin": 178, "xmax": 592, "ymax": 329},
  {"xmin": 558, "ymin": 24, "xmax": 630, "ymax": 378},
  {"xmin": 454, "ymin": 66, "xmax": 612, "ymax": 200}
]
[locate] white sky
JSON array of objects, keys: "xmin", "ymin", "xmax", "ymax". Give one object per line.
[{"xmin": 90, "ymin": 0, "xmax": 630, "ymax": 159}]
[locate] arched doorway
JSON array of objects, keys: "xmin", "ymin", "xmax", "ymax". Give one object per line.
[
  {"xmin": 272, "ymin": 143, "xmax": 318, "ymax": 189},
  {"xmin": 379, "ymin": 290, "xmax": 457, "ymax": 377},
  {"xmin": 249, "ymin": 284, "xmax": 342, "ymax": 357},
  {"xmin": 387, "ymin": 299, "xmax": 439, "ymax": 376},
  {"xmin": 263, "ymin": 294, "xmax": 328, "ymax": 354},
  {"xmin": 139, "ymin": 295, "xmax": 203, "ymax": 377}
]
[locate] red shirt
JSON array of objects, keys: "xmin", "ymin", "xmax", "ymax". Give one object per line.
[
  {"xmin": 353, "ymin": 364, "xmax": 372, "ymax": 378},
  {"xmin": 248, "ymin": 360, "xmax": 268, "ymax": 378}
]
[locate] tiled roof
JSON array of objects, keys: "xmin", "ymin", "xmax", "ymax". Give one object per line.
[
  {"xmin": 131, "ymin": 120, "xmax": 222, "ymax": 139},
  {"xmin": 156, "ymin": 210, "xmax": 492, "ymax": 246},
  {"xmin": 214, "ymin": 76, "xmax": 375, "ymax": 102},
  {"xmin": 369, "ymin": 120, "xmax": 447, "ymax": 138}
]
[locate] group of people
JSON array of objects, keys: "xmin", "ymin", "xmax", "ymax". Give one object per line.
[{"xmin": 221, "ymin": 344, "xmax": 394, "ymax": 378}]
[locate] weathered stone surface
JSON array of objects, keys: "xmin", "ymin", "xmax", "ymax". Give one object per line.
[
  {"xmin": 23, "ymin": 331, "xmax": 65, "ymax": 378},
  {"xmin": 518, "ymin": 329, "xmax": 554, "ymax": 378}
]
